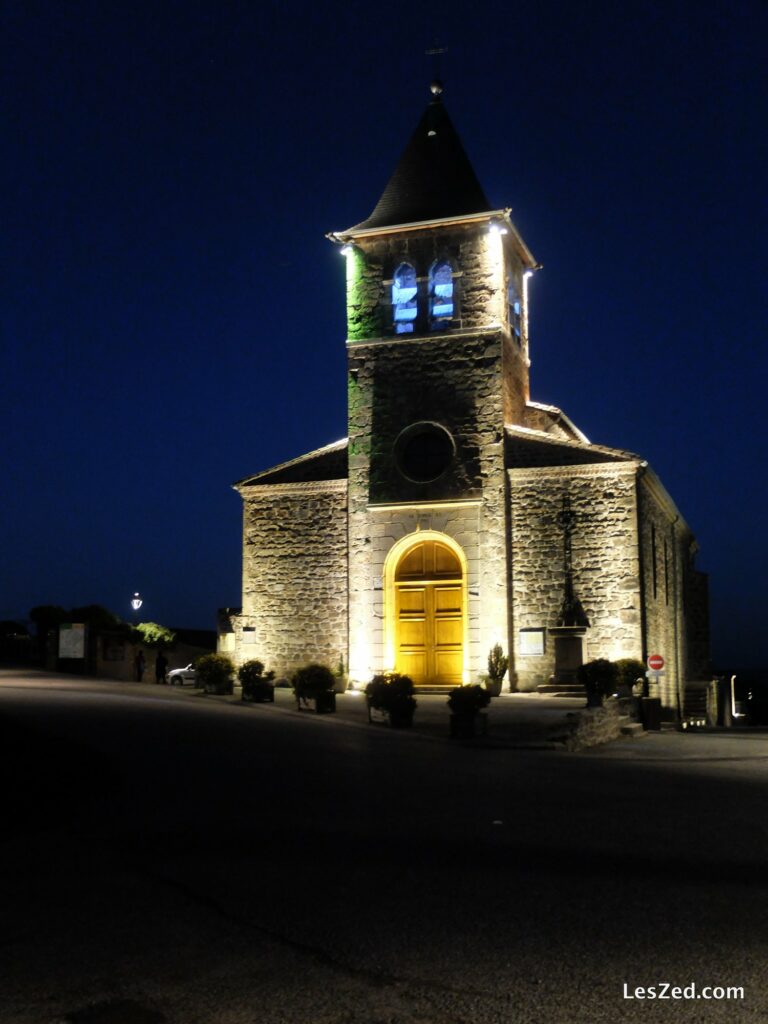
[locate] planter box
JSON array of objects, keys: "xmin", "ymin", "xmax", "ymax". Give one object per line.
[
  {"xmin": 204, "ymin": 682, "xmax": 233, "ymax": 696},
  {"xmin": 241, "ymin": 683, "xmax": 275, "ymax": 703},
  {"xmin": 314, "ymin": 691, "xmax": 337, "ymax": 714},
  {"xmin": 295, "ymin": 690, "xmax": 336, "ymax": 713},
  {"xmin": 366, "ymin": 699, "xmax": 414, "ymax": 728},
  {"xmin": 388, "ymin": 706, "xmax": 415, "ymax": 729}
]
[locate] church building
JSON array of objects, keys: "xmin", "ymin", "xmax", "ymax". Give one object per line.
[{"xmin": 220, "ymin": 83, "xmax": 709, "ymax": 714}]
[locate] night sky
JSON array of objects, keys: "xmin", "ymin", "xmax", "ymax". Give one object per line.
[{"xmin": 3, "ymin": 1, "xmax": 766, "ymax": 670}]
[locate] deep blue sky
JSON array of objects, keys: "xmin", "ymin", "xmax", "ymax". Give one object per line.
[{"xmin": 2, "ymin": 0, "xmax": 766, "ymax": 669}]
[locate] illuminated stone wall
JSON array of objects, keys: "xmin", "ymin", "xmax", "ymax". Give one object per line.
[
  {"xmin": 348, "ymin": 503, "xmax": 484, "ymax": 681},
  {"xmin": 235, "ymin": 480, "xmax": 348, "ymax": 677},
  {"xmin": 345, "ymin": 224, "xmax": 530, "ymax": 425},
  {"xmin": 345, "ymin": 222, "xmax": 528, "ymax": 683},
  {"xmin": 508, "ymin": 462, "xmax": 645, "ymax": 692},
  {"xmin": 347, "ymin": 328, "xmax": 509, "ymax": 682},
  {"xmin": 637, "ymin": 473, "xmax": 709, "ymax": 707}
]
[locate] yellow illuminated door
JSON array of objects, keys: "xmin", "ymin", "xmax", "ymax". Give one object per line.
[{"xmin": 394, "ymin": 541, "xmax": 463, "ymax": 686}]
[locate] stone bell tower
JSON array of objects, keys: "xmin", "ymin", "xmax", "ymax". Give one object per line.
[{"xmin": 329, "ymin": 82, "xmax": 538, "ymax": 686}]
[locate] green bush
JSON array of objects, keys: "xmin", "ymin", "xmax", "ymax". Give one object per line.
[
  {"xmin": 238, "ymin": 659, "xmax": 272, "ymax": 686},
  {"xmin": 614, "ymin": 658, "xmax": 646, "ymax": 693},
  {"xmin": 365, "ymin": 672, "xmax": 417, "ymax": 714},
  {"xmin": 292, "ymin": 663, "xmax": 336, "ymax": 700},
  {"xmin": 134, "ymin": 621, "xmax": 177, "ymax": 649},
  {"xmin": 487, "ymin": 644, "xmax": 509, "ymax": 683},
  {"xmin": 577, "ymin": 659, "xmax": 619, "ymax": 707},
  {"xmin": 196, "ymin": 653, "xmax": 235, "ymax": 695},
  {"xmin": 448, "ymin": 684, "xmax": 491, "ymax": 717},
  {"xmin": 238, "ymin": 659, "xmax": 276, "ymax": 701}
]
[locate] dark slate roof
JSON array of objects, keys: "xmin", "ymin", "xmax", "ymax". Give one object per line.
[
  {"xmin": 235, "ymin": 439, "xmax": 348, "ymax": 487},
  {"xmin": 505, "ymin": 426, "xmax": 640, "ymax": 469},
  {"xmin": 350, "ymin": 93, "xmax": 491, "ymax": 232}
]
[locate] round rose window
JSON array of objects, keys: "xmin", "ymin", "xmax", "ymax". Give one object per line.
[{"xmin": 394, "ymin": 422, "xmax": 455, "ymax": 483}]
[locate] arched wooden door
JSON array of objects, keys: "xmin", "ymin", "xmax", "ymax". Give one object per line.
[{"xmin": 394, "ymin": 540, "xmax": 464, "ymax": 687}]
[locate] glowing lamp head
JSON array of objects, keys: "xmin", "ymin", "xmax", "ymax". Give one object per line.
[
  {"xmin": 130, "ymin": 592, "xmax": 143, "ymax": 612},
  {"xmin": 340, "ymin": 245, "xmax": 353, "ymax": 257},
  {"xmin": 489, "ymin": 221, "xmax": 508, "ymax": 237}
]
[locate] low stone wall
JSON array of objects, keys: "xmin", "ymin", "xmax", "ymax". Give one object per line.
[{"xmin": 553, "ymin": 699, "xmax": 623, "ymax": 752}]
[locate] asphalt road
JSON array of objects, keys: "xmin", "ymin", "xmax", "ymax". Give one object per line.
[{"xmin": 1, "ymin": 670, "xmax": 767, "ymax": 1024}]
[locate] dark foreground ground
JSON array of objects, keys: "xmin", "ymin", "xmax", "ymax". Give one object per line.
[{"xmin": 1, "ymin": 669, "xmax": 767, "ymax": 1024}]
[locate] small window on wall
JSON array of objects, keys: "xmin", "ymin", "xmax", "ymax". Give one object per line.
[
  {"xmin": 392, "ymin": 263, "xmax": 418, "ymax": 334},
  {"xmin": 429, "ymin": 260, "xmax": 454, "ymax": 326},
  {"xmin": 508, "ymin": 280, "xmax": 522, "ymax": 344}
]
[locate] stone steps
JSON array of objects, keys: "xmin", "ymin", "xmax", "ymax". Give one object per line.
[
  {"xmin": 536, "ymin": 683, "xmax": 584, "ymax": 698},
  {"xmin": 619, "ymin": 719, "xmax": 645, "ymax": 738}
]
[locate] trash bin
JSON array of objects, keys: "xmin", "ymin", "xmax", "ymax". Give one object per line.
[{"xmin": 641, "ymin": 697, "xmax": 662, "ymax": 731}]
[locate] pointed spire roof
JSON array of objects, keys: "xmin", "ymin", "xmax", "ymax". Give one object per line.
[{"xmin": 349, "ymin": 82, "xmax": 492, "ymax": 233}]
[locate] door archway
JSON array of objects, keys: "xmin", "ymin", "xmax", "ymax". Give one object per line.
[{"xmin": 384, "ymin": 532, "xmax": 468, "ymax": 687}]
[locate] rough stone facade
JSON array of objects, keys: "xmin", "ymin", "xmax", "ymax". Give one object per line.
[
  {"xmin": 637, "ymin": 471, "xmax": 710, "ymax": 708},
  {"xmin": 509, "ymin": 462, "xmax": 644, "ymax": 691},
  {"xmin": 231, "ymin": 480, "xmax": 348, "ymax": 677},
  {"xmin": 345, "ymin": 221, "xmax": 529, "ymax": 681},
  {"xmin": 349, "ymin": 501, "xmax": 483, "ymax": 680}
]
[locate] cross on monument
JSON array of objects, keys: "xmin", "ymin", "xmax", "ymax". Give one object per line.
[{"xmin": 555, "ymin": 495, "xmax": 588, "ymax": 627}]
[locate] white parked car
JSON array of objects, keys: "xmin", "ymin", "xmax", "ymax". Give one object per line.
[{"xmin": 168, "ymin": 663, "xmax": 197, "ymax": 686}]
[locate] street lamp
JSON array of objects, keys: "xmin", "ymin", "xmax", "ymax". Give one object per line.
[{"xmin": 130, "ymin": 593, "xmax": 143, "ymax": 624}]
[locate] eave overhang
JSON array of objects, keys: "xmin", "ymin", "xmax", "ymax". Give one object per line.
[{"xmin": 327, "ymin": 209, "xmax": 538, "ymax": 270}]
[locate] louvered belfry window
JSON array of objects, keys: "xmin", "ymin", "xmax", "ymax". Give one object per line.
[
  {"xmin": 392, "ymin": 263, "xmax": 418, "ymax": 333},
  {"xmin": 429, "ymin": 260, "xmax": 454, "ymax": 326}
]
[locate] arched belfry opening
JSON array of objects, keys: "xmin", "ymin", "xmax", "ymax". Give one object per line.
[{"xmin": 384, "ymin": 532, "xmax": 468, "ymax": 688}]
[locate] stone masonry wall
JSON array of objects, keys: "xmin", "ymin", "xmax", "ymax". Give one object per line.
[
  {"xmin": 236, "ymin": 481, "xmax": 348, "ymax": 678},
  {"xmin": 637, "ymin": 473, "xmax": 696, "ymax": 709},
  {"xmin": 508, "ymin": 463, "xmax": 643, "ymax": 691},
  {"xmin": 344, "ymin": 220, "xmax": 528, "ymax": 682},
  {"xmin": 347, "ymin": 329, "xmax": 510, "ymax": 681},
  {"xmin": 361, "ymin": 503, "xmax": 483, "ymax": 681},
  {"xmin": 346, "ymin": 223, "xmax": 529, "ymax": 425}
]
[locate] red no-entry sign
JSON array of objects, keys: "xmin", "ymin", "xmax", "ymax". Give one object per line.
[{"xmin": 647, "ymin": 654, "xmax": 665, "ymax": 671}]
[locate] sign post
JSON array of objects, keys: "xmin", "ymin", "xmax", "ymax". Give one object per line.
[
  {"xmin": 644, "ymin": 653, "xmax": 665, "ymax": 699},
  {"xmin": 641, "ymin": 653, "xmax": 665, "ymax": 730}
]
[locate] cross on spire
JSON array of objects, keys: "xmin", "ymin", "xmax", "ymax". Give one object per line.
[{"xmin": 425, "ymin": 42, "xmax": 448, "ymax": 91}]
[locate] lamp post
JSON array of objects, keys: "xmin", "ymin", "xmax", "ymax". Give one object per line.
[{"xmin": 130, "ymin": 592, "xmax": 143, "ymax": 624}]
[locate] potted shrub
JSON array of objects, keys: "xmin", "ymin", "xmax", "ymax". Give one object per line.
[
  {"xmin": 238, "ymin": 659, "xmax": 276, "ymax": 703},
  {"xmin": 485, "ymin": 643, "xmax": 509, "ymax": 697},
  {"xmin": 365, "ymin": 672, "xmax": 417, "ymax": 728},
  {"xmin": 614, "ymin": 658, "xmax": 645, "ymax": 699},
  {"xmin": 292, "ymin": 663, "xmax": 337, "ymax": 713},
  {"xmin": 577, "ymin": 658, "xmax": 619, "ymax": 708},
  {"xmin": 196, "ymin": 653, "xmax": 235, "ymax": 696},
  {"xmin": 447, "ymin": 684, "xmax": 491, "ymax": 738},
  {"xmin": 333, "ymin": 654, "xmax": 349, "ymax": 694}
]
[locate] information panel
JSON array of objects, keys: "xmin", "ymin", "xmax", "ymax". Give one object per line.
[
  {"xmin": 519, "ymin": 629, "xmax": 545, "ymax": 656},
  {"xmin": 59, "ymin": 623, "xmax": 86, "ymax": 659}
]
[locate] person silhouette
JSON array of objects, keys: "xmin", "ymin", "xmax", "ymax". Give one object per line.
[{"xmin": 155, "ymin": 650, "xmax": 168, "ymax": 684}]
